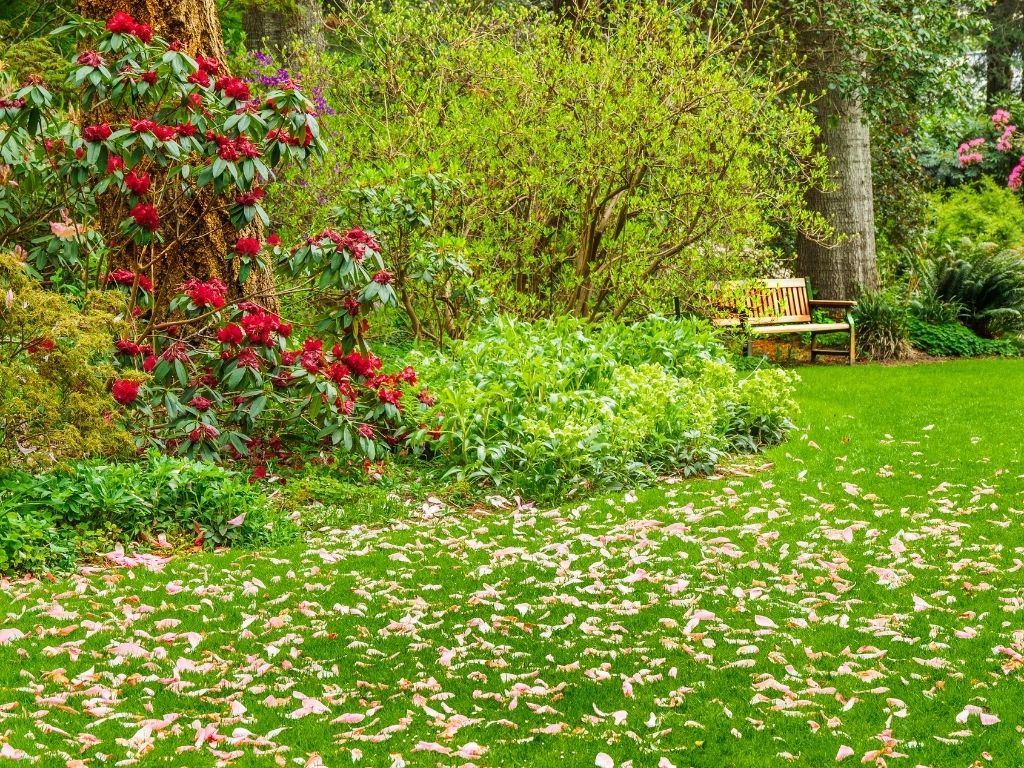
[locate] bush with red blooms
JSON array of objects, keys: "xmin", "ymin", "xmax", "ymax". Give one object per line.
[
  {"xmin": 0, "ymin": 13, "xmax": 435, "ymax": 471},
  {"xmin": 108, "ymin": 226, "xmax": 432, "ymax": 466},
  {"xmin": 0, "ymin": 11, "xmax": 323, "ymax": 292}
]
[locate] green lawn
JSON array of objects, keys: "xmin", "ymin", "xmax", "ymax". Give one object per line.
[{"xmin": 2, "ymin": 360, "xmax": 1023, "ymax": 767}]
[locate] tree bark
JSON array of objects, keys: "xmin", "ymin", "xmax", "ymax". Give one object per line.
[
  {"xmin": 77, "ymin": 0, "xmax": 278, "ymax": 316},
  {"xmin": 987, "ymin": 0, "xmax": 1018, "ymax": 107},
  {"xmin": 796, "ymin": 82, "xmax": 878, "ymax": 300},
  {"xmin": 242, "ymin": 0, "xmax": 324, "ymax": 55}
]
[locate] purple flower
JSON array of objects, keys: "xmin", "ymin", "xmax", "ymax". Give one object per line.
[
  {"xmin": 252, "ymin": 50, "xmax": 274, "ymax": 66},
  {"xmin": 311, "ymin": 86, "xmax": 336, "ymax": 116}
]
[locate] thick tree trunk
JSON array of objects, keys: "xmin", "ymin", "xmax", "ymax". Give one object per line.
[
  {"xmin": 987, "ymin": 0, "xmax": 1017, "ymax": 107},
  {"xmin": 796, "ymin": 87, "xmax": 878, "ymax": 300},
  {"xmin": 77, "ymin": 0, "xmax": 278, "ymax": 316},
  {"xmin": 242, "ymin": 0, "xmax": 324, "ymax": 55}
]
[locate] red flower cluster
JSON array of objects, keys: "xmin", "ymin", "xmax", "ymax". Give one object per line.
[
  {"xmin": 83, "ymin": 123, "xmax": 112, "ymax": 142},
  {"xmin": 140, "ymin": 70, "xmax": 158, "ymax": 85},
  {"xmin": 216, "ymin": 323, "xmax": 245, "ymax": 345},
  {"xmin": 188, "ymin": 423, "xmax": 218, "ymax": 443},
  {"xmin": 240, "ymin": 306, "xmax": 288, "ymax": 346},
  {"xmin": 235, "ymin": 237, "xmax": 261, "ymax": 258},
  {"xmin": 105, "ymin": 269, "xmax": 154, "ymax": 292},
  {"xmin": 235, "ymin": 188, "xmax": 266, "ymax": 206},
  {"xmin": 27, "ymin": 338, "xmax": 56, "ymax": 355},
  {"xmin": 181, "ymin": 277, "xmax": 228, "ymax": 309},
  {"xmin": 265, "ymin": 126, "xmax": 314, "ymax": 148},
  {"xmin": 215, "ymin": 76, "xmax": 251, "ymax": 101},
  {"xmin": 236, "ymin": 348, "xmax": 262, "ymax": 369},
  {"xmin": 124, "ymin": 170, "xmax": 151, "ymax": 196},
  {"xmin": 115, "ymin": 338, "xmax": 153, "ymax": 357},
  {"xmin": 111, "ymin": 378, "xmax": 141, "ymax": 405},
  {"xmin": 341, "ymin": 351, "xmax": 382, "ymax": 379},
  {"xmin": 372, "ymin": 270, "xmax": 393, "ymax": 285},
  {"xmin": 196, "ymin": 56, "xmax": 220, "ymax": 76},
  {"xmin": 211, "ymin": 134, "xmax": 261, "ymax": 161},
  {"xmin": 130, "ymin": 203, "xmax": 160, "ymax": 231},
  {"xmin": 190, "ymin": 396, "xmax": 213, "ymax": 412},
  {"xmin": 267, "ymin": 233, "xmax": 282, "ymax": 247},
  {"xmin": 77, "ymin": 50, "xmax": 103, "ymax": 68},
  {"xmin": 130, "ymin": 119, "xmax": 177, "ymax": 142},
  {"xmin": 107, "ymin": 154, "xmax": 125, "ymax": 173},
  {"xmin": 106, "ymin": 11, "xmax": 152, "ymax": 44}
]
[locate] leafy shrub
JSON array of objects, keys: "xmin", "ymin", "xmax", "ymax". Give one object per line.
[
  {"xmin": 275, "ymin": 0, "xmax": 823, "ymax": 321},
  {"xmin": 0, "ymin": 37, "xmax": 72, "ymax": 102},
  {"xmin": 909, "ymin": 284, "xmax": 962, "ymax": 325},
  {"xmin": 907, "ymin": 317, "xmax": 1019, "ymax": 358},
  {"xmin": 928, "ymin": 179, "xmax": 1024, "ymax": 253},
  {"xmin": 0, "ymin": 252, "xmax": 135, "ymax": 468},
  {"xmin": 918, "ymin": 242, "xmax": 1024, "ymax": 337},
  {"xmin": 853, "ymin": 289, "xmax": 911, "ymax": 360},
  {"xmin": 0, "ymin": 453, "xmax": 298, "ymax": 573},
  {"xmin": 408, "ymin": 316, "xmax": 797, "ymax": 495}
]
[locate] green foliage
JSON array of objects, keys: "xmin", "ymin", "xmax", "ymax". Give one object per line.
[
  {"xmin": 853, "ymin": 289, "xmax": 911, "ymax": 360},
  {"xmin": 0, "ymin": 453, "xmax": 298, "ymax": 573},
  {"xmin": 918, "ymin": 242, "xmax": 1024, "ymax": 337},
  {"xmin": 274, "ymin": 0, "xmax": 823, "ymax": 321},
  {"xmin": 0, "ymin": 252, "xmax": 135, "ymax": 468},
  {"xmin": 408, "ymin": 315, "xmax": 797, "ymax": 495},
  {"xmin": 928, "ymin": 179, "xmax": 1024, "ymax": 253},
  {"xmin": 907, "ymin": 317, "xmax": 1019, "ymax": 358},
  {"xmin": 0, "ymin": 36, "xmax": 72, "ymax": 101}
]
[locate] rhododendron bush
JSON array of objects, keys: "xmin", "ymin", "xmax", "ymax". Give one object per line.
[{"xmin": 0, "ymin": 13, "xmax": 431, "ymax": 471}]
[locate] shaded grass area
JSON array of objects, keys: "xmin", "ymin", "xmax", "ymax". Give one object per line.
[{"xmin": 0, "ymin": 360, "xmax": 1022, "ymax": 767}]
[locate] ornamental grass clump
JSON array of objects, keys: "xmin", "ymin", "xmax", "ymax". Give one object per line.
[{"xmin": 407, "ymin": 316, "xmax": 797, "ymax": 496}]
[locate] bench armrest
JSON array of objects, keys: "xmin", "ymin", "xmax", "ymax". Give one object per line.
[{"xmin": 808, "ymin": 299, "xmax": 857, "ymax": 308}]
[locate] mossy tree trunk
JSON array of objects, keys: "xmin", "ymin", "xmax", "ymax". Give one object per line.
[
  {"xmin": 77, "ymin": 0, "xmax": 278, "ymax": 317},
  {"xmin": 242, "ymin": 0, "xmax": 324, "ymax": 55}
]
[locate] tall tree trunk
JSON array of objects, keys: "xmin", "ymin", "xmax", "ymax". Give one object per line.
[
  {"xmin": 242, "ymin": 0, "xmax": 324, "ymax": 55},
  {"xmin": 796, "ymin": 82, "xmax": 878, "ymax": 300},
  {"xmin": 987, "ymin": 0, "xmax": 1017, "ymax": 108},
  {"xmin": 77, "ymin": 0, "xmax": 278, "ymax": 316}
]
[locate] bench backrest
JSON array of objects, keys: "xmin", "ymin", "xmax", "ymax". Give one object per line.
[{"xmin": 713, "ymin": 278, "xmax": 810, "ymax": 326}]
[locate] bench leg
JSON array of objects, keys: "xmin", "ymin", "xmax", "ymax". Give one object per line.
[
  {"xmin": 848, "ymin": 325, "xmax": 856, "ymax": 366},
  {"xmin": 744, "ymin": 337, "xmax": 752, "ymax": 357},
  {"xmin": 810, "ymin": 332, "xmax": 818, "ymax": 363}
]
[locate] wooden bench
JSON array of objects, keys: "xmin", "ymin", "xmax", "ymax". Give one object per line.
[{"xmin": 709, "ymin": 278, "xmax": 857, "ymax": 364}]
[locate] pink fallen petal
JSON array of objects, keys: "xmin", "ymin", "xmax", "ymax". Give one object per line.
[
  {"xmin": 596, "ymin": 753, "xmax": 615, "ymax": 768},
  {"xmin": 226, "ymin": 513, "xmax": 246, "ymax": 527},
  {"xmin": 0, "ymin": 629, "xmax": 24, "ymax": 645},
  {"xmin": 835, "ymin": 745, "xmax": 854, "ymax": 762}
]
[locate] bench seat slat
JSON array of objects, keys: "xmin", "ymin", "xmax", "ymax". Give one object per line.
[{"xmin": 750, "ymin": 322, "xmax": 849, "ymax": 334}]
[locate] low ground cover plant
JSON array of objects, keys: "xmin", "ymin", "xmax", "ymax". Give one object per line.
[
  {"xmin": 408, "ymin": 315, "xmax": 797, "ymax": 495},
  {"xmin": 0, "ymin": 453, "xmax": 295, "ymax": 573}
]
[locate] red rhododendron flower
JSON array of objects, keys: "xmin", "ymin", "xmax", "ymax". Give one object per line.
[
  {"xmin": 399, "ymin": 366, "xmax": 417, "ymax": 385},
  {"xmin": 83, "ymin": 123, "xmax": 112, "ymax": 142},
  {"xmin": 140, "ymin": 70, "xmax": 158, "ymax": 85},
  {"xmin": 378, "ymin": 388, "xmax": 402, "ymax": 406},
  {"xmin": 196, "ymin": 56, "xmax": 220, "ymax": 75},
  {"xmin": 143, "ymin": 354, "xmax": 157, "ymax": 372},
  {"xmin": 235, "ymin": 237, "xmax": 260, "ymax": 257},
  {"xmin": 235, "ymin": 188, "xmax": 266, "ymax": 206},
  {"xmin": 417, "ymin": 389, "xmax": 436, "ymax": 406},
  {"xmin": 131, "ymin": 23, "xmax": 152, "ymax": 43},
  {"xmin": 341, "ymin": 351, "xmax": 382, "ymax": 378},
  {"xmin": 267, "ymin": 233, "xmax": 282, "ymax": 246},
  {"xmin": 177, "ymin": 122, "xmax": 197, "ymax": 137},
  {"xmin": 130, "ymin": 118, "xmax": 156, "ymax": 134},
  {"xmin": 106, "ymin": 11, "xmax": 135, "ymax": 33},
  {"xmin": 372, "ymin": 270, "xmax": 393, "ymax": 285},
  {"xmin": 190, "ymin": 396, "xmax": 213, "ymax": 412},
  {"xmin": 106, "ymin": 154, "xmax": 125, "ymax": 173},
  {"xmin": 115, "ymin": 338, "xmax": 151, "ymax": 356},
  {"xmin": 216, "ymin": 323, "xmax": 244, "ymax": 345},
  {"xmin": 181, "ymin": 277, "xmax": 227, "ymax": 309},
  {"xmin": 124, "ymin": 170, "xmax": 151, "ymax": 196},
  {"xmin": 111, "ymin": 378, "xmax": 141, "ymax": 405},
  {"xmin": 152, "ymin": 124, "xmax": 177, "ymax": 142},
  {"xmin": 187, "ymin": 71, "xmax": 211, "ymax": 88},
  {"xmin": 105, "ymin": 269, "xmax": 154, "ymax": 292},
  {"xmin": 215, "ymin": 76, "xmax": 250, "ymax": 101},
  {"xmin": 130, "ymin": 203, "xmax": 160, "ymax": 231},
  {"xmin": 77, "ymin": 50, "xmax": 103, "ymax": 68},
  {"xmin": 236, "ymin": 348, "xmax": 262, "ymax": 369},
  {"xmin": 277, "ymin": 322, "xmax": 292, "ymax": 338},
  {"xmin": 357, "ymin": 424, "xmax": 374, "ymax": 439},
  {"xmin": 188, "ymin": 423, "xmax": 218, "ymax": 443}
]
